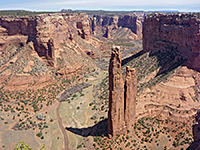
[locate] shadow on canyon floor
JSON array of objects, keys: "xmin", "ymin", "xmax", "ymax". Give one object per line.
[
  {"xmin": 186, "ymin": 124, "xmax": 200, "ymax": 150},
  {"xmin": 122, "ymin": 48, "xmax": 187, "ymax": 77},
  {"xmin": 187, "ymin": 141, "xmax": 199, "ymax": 150},
  {"xmin": 65, "ymin": 119, "xmax": 108, "ymax": 137},
  {"xmin": 122, "ymin": 50, "xmax": 144, "ymax": 66},
  {"xmin": 150, "ymin": 47, "xmax": 187, "ymax": 76}
]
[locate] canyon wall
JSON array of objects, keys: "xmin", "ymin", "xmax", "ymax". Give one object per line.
[
  {"xmin": 143, "ymin": 13, "xmax": 200, "ymax": 71},
  {"xmin": 108, "ymin": 46, "xmax": 137, "ymax": 136},
  {"xmin": 0, "ymin": 13, "xmax": 92, "ymax": 66},
  {"xmin": 91, "ymin": 14, "xmax": 142, "ymax": 40}
]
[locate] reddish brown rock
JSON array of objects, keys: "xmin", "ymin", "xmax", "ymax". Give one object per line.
[
  {"xmin": 46, "ymin": 38, "xmax": 55, "ymax": 66},
  {"xmin": 124, "ymin": 66, "xmax": 137, "ymax": 129},
  {"xmin": 104, "ymin": 26, "xmax": 111, "ymax": 39},
  {"xmin": 118, "ymin": 15, "xmax": 142, "ymax": 39},
  {"xmin": 108, "ymin": 46, "xmax": 125, "ymax": 136},
  {"xmin": 76, "ymin": 19, "xmax": 91, "ymax": 40},
  {"xmin": 108, "ymin": 46, "xmax": 137, "ymax": 137},
  {"xmin": 91, "ymin": 17, "xmax": 97, "ymax": 35},
  {"xmin": 143, "ymin": 13, "xmax": 200, "ymax": 71},
  {"xmin": 0, "ymin": 13, "xmax": 92, "ymax": 66},
  {"xmin": 92, "ymin": 14, "xmax": 142, "ymax": 40},
  {"xmin": 0, "ymin": 26, "xmax": 8, "ymax": 36}
]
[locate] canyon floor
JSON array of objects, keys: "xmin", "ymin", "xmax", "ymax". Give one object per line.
[{"xmin": 0, "ymin": 39, "xmax": 197, "ymax": 150}]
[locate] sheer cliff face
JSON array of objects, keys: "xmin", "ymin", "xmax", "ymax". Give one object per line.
[
  {"xmin": 0, "ymin": 13, "xmax": 91, "ymax": 66},
  {"xmin": 108, "ymin": 47, "xmax": 137, "ymax": 136},
  {"xmin": 91, "ymin": 14, "xmax": 142, "ymax": 40},
  {"xmin": 108, "ymin": 46, "xmax": 125, "ymax": 136},
  {"xmin": 118, "ymin": 15, "xmax": 142, "ymax": 36},
  {"xmin": 143, "ymin": 13, "xmax": 200, "ymax": 71}
]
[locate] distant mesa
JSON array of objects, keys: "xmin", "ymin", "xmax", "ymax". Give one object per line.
[{"xmin": 61, "ymin": 9, "xmax": 73, "ymax": 12}]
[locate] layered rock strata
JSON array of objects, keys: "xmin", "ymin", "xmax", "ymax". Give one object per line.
[
  {"xmin": 143, "ymin": 13, "xmax": 200, "ymax": 71},
  {"xmin": 91, "ymin": 14, "xmax": 142, "ymax": 40},
  {"xmin": 104, "ymin": 26, "xmax": 111, "ymax": 39},
  {"xmin": 124, "ymin": 66, "xmax": 137, "ymax": 129},
  {"xmin": 108, "ymin": 46, "xmax": 125, "ymax": 136},
  {"xmin": 108, "ymin": 46, "xmax": 137, "ymax": 136},
  {"xmin": 0, "ymin": 13, "xmax": 92, "ymax": 66}
]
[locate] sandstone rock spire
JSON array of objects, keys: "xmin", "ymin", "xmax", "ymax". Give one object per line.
[
  {"xmin": 104, "ymin": 26, "xmax": 111, "ymax": 39},
  {"xmin": 108, "ymin": 46, "xmax": 137, "ymax": 137},
  {"xmin": 124, "ymin": 66, "xmax": 137, "ymax": 129},
  {"xmin": 108, "ymin": 46, "xmax": 125, "ymax": 136}
]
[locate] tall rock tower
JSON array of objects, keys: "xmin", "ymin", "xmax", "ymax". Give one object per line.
[
  {"xmin": 108, "ymin": 46, "xmax": 137, "ymax": 136},
  {"xmin": 108, "ymin": 46, "xmax": 125, "ymax": 136},
  {"xmin": 124, "ymin": 66, "xmax": 137, "ymax": 129}
]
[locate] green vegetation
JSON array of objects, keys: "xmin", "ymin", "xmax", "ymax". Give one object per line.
[
  {"xmin": 92, "ymin": 117, "xmax": 194, "ymax": 149},
  {"xmin": 14, "ymin": 141, "xmax": 45, "ymax": 150},
  {"xmin": 123, "ymin": 48, "xmax": 186, "ymax": 92},
  {"xmin": 0, "ymin": 10, "xmax": 57, "ymax": 16}
]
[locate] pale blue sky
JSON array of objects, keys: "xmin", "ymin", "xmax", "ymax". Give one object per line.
[{"xmin": 0, "ymin": 0, "xmax": 199, "ymax": 12}]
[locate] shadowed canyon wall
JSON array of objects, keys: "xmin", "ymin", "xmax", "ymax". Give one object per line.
[
  {"xmin": 143, "ymin": 13, "xmax": 200, "ymax": 71},
  {"xmin": 91, "ymin": 14, "xmax": 142, "ymax": 40}
]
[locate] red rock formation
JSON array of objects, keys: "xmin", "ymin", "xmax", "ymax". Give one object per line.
[
  {"xmin": 91, "ymin": 17, "xmax": 97, "ymax": 35},
  {"xmin": 92, "ymin": 14, "xmax": 142, "ymax": 40},
  {"xmin": 108, "ymin": 46, "xmax": 137, "ymax": 136},
  {"xmin": 46, "ymin": 38, "xmax": 55, "ymax": 66},
  {"xmin": 108, "ymin": 46, "xmax": 125, "ymax": 136},
  {"xmin": 143, "ymin": 13, "xmax": 200, "ymax": 71},
  {"xmin": 118, "ymin": 15, "xmax": 142, "ymax": 38},
  {"xmin": 104, "ymin": 26, "xmax": 111, "ymax": 39},
  {"xmin": 0, "ymin": 26, "xmax": 8, "ymax": 35},
  {"xmin": 124, "ymin": 66, "xmax": 137, "ymax": 129},
  {"xmin": 76, "ymin": 19, "xmax": 91, "ymax": 40},
  {"xmin": 0, "ymin": 13, "xmax": 92, "ymax": 66}
]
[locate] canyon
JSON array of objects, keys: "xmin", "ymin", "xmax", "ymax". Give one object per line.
[
  {"xmin": 0, "ymin": 10, "xmax": 200, "ymax": 150},
  {"xmin": 91, "ymin": 14, "xmax": 142, "ymax": 40},
  {"xmin": 0, "ymin": 13, "xmax": 91, "ymax": 67},
  {"xmin": 107, "ymin": 12, "xmax": 200, "ymax": 148}
]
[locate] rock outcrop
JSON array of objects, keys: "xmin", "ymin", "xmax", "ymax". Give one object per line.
[
  {"xmin": 0, "ymin": 13, "xmax": 99, "ymax": 90},
  {"xmin": 143, "ymin": 13, "xmax": 200, "ymax": 71},
  {"xmin": 91, "ymin": 17, "xmax": 97, "ymax": 35},
  {"xmin": 108, "ymin": 46, "xmax": 125, "ymax": 136},
  {"xmin": 118, "ymin": 15, "xmax": 142, "ymax": 36},
  {"xmin": 104, "ymin": 26, "xmax": 111, "ymax": 39},
  {"xmin": 76, "ymin": 19, "xmax": 91, "ymax": 40},
  {"xmin": 108, "ymin": 46, "xmax": 137, "ymax": 136},
  {"xmin": 124, "ymin": 66, "xmax": 137, "ymax": 129},
  {"xmin": 91, "ymin": 14, "xmax": 142, "ymax": 40},
  {"xmin": 0, "ymin": 13, "xmax": 92, "ymax": 66}
]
